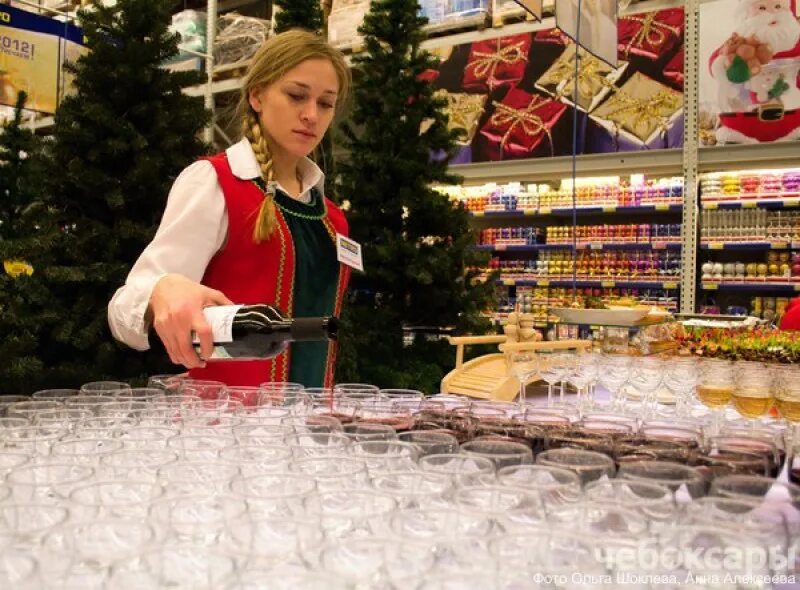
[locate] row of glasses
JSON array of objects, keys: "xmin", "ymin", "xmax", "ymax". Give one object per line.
[{"xmin": 1, "ymin": 376, "xmax": 799, "ymax": 587}]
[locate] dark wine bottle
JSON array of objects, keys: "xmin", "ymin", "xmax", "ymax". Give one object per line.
[{"xmin": 193, "ymin": 304, "xmax": 338, "ymax": 360}]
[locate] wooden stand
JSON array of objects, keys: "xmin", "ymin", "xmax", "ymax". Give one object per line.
[{"xmin": 441, "ymin": 336, "xmax": 592, "ymax": 402}]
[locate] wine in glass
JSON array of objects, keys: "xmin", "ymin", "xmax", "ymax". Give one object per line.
[{"xmin": 696, "ymin": 362, "xmax": 734, "ymax": 436}]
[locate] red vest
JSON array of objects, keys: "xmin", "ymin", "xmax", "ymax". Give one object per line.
[{"xmin": 188, "ymin": 153, "xmax": 350, "ymax": 387}]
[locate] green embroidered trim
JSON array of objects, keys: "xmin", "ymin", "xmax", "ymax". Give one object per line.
[{"xmin": 252, "ymin": 179, "xmax": 327, "ymax": 220}]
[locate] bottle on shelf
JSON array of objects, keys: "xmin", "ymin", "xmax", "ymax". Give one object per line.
[{"xmin": 194, "ymin": 304, "xmax": 338, "ymax": 360}]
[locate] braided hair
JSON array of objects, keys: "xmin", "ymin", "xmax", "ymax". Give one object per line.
[{"xmin": 236, "ymin": 29, "xmax": 350, "ymax": 243}]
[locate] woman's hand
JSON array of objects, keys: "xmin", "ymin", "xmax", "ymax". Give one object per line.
[{"xmin": 149, "ymin": 273, "xmax": 233, "ymax": 368}]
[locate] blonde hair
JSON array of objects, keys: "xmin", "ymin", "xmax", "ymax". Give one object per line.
[{"xmin": 237, "ymin": 29, "xmax": 351, "ymax": 242}]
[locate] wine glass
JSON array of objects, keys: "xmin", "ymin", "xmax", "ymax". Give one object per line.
[
  {"xmin": 731, "ymin": 367, "xmax": 774, "ymax": 429},
  {"xmin": 597, "ymin": 354, "xmax": 630, "ymax": 412},
  {"xmin": 661, "ymin": 357, "xmax": 698, "ymax": 418},
  {"xmin": 775, "ymin": 372, "xmax": 800, "ymax": 447},
  {"xmin": 508, "ymin": 350, "xmax": 538, "ymax": 406},
  {"xmin": 696, "ymin": 360, "xmax": 735, "ymax": 436},
  {"xmin": 536, "ymin": 350, "xmax": 566, "ymax": 408},
  {"xmin": 627, "ymin": 357, "xmax": 664, "ymax": 420}
]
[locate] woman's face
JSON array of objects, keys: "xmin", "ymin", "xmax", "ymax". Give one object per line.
[{"xmin": 248, "ymin": 57, "xmax": 340, "ymax": 159}]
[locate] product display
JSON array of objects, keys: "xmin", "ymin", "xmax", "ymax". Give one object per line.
[
  {"xmin": 700, "ymin": 168, "xmax": 800, "ymax": 201},
  {"xmin": 213, "ymin": 14, "xmax": 271, "ymax": 68}
]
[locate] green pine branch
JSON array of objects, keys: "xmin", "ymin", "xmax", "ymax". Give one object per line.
[
  {"xmin": 335, "ymin": 0, "xmax": 494, "ymax": 392},
  {"xmin": 273, "ymin": 0, "xmax": 324, "ymax": 34},
  {"xmin": 33, "ymin": 0, "xmax": 212, "ymax": 388}
]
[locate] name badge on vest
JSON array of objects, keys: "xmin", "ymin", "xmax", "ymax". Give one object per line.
[{"xmin": 336, "ymin": 234, "xmax": 364, "ymax": 272}]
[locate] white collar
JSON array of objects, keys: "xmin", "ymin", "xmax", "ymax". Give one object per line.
[{"xmin": 225, "ymin": 137, "xmax": 325, "ymax": 197}]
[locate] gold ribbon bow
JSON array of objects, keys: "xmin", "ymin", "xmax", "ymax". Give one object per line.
[
  {"xmin": 621, "ymin": 13, "xmax": 681, "ymax": 55},
  {"xmin": 468, "ymin": 39, "xmax": 528, "ymax": 86},
  {"xmin": 445, "ymin": 94, "xmax": 486, "ymax": 137},
  {"xmin": 601, "ymin": 90, "xmax": 681, "ymax": 141},
  {"xmin": 489, "ymin": 96, "xmax": 554, "ymax": 154},
  {"xmin": 542, "ymin": 52, "xmax": 613, "ymax": 103}
]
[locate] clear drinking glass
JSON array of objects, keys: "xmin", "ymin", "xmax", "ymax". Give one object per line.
[
  {"xmin": 229, "ymin": 473, "xmax": 316, "ymax": 518},
  {"xmin": 40, "ymin": 520, "xmax": 154, "ymax": 582},
  {"xmin": 618, "ymin": 460, "xmax": 707, "ymax": 500},
  {"xmin": 157, "ymin": 461, "xmax": 241, "ymax": 498},
  {"xmin": 460, "ymin": 439, "xmax": 533, "ymax": 470},
  {"xmin": 597, "ymin": 354, "xmax": 631, "ymax": 412},
  {"xmin": 536, "ymin": 448, "xmax": 616, "ymax": 484},
  {"xmin": 108, "ymin": 545, "xmax": 236, "ymax": 590},
  {"xmin": 509, "ymin": 350, "xmax": 538, "ymax": 406},
  {"xmin": 342, "ymin": 421, "xmax": 398, "ymax": 442},
  {"xmin": 0, "ymin": 503, "xmax": 69, "ymax": 548},
  {"xmin": 257, "ymin": 381, "xmax": 305, "ymax": 406},
  {"xmin": 99, "ymin": 449, "xmax": 178, "ymax": 482},
  {"xmin": 289, "ymin": 455, "xmax": 371, "ymax": 491},
  {"xmin": 80, "ymin": 381, "xmax": 131, "ymax": 396},
  {"xmin": 333, "ymin": 383, "xmax": 380, "ymax": 400},
  {"xmin": 398, "ymin": 430, "xmax": 459, "ymax": 456},
  {"xmin": 349, "ymin": 440, "xmax": 420, "ymax": 475},
  {"xmin": 709, "ymin": 474, "xmax": 800, "ymax": 504},
  {"xmin": 419, "ymin": 453, "xmax": 495, "ymax": 487},
  {"xmin": 149, "ymin": 494, "xmax": 247, "ymax": 546},
  {"xmin": 285, "ymin": 432, "xmax": 351, "ymax": 459},
  {"xmin": 662, "ymin": 357, "xmax": 698, "ymax": 417},
  {"xmin": 32, "ymin": 389, "xmax": 80, "ymax": 402},
  {"xmin": 218, "ymin": 444, "xmax": 292, "ymax": 476},
  {"xmin": 68, "ymin": 480, "xmax": 162, "ymax": 521},
  {"xmin": 371, "ymin": 471, "xmax": 453, "ymax": 509},
  {"xmin": 6, "ymin": 462, "xmax": 94, "ymax": 505},
  {"xmin": 221, "ymin": 515, "xmax": 324, "ymax": 572},
  {"xmin": 303, "ymin": 490, "xmax": 397, "ymax": 540}
]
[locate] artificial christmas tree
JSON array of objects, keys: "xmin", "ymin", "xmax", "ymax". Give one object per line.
[
  {"xmin": 335, "ymin": 0, "xmax": 495, "ymax": 392},
  {"xmin": 42, "ymin": 0, "xmax": 210, "ymax": 386},
  {"xmin": 273, "ymin": 0, "xmax": 325, "ymax": 34},
  {"xmin": 0, "ymin": 92, "xmax": 63, "ymax": 394}
]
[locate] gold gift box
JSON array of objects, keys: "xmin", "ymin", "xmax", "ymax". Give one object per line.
[
  {"xmin": 438, "ymin": 90, "xmax": 488, "ymax": 145},
  {"xmin": 592, "ymin": 71, "xmax": 683, "ymax": 144},
  {"xmin": 535, "ymin": 45, "xmax": 627, "ymax": 113}
]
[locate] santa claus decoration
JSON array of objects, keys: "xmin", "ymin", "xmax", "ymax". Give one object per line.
[{"xmin": 710, "ymin": 0, "xmax": 800, "ymax": 143}]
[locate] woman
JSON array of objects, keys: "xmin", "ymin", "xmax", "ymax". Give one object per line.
[{"xmin": 108, "ymin": 30, "xmax": 352, "ymax": 387}]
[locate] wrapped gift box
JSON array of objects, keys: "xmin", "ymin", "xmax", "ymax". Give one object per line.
[
  {"xmin": 535, "ymin": 45, "xmax": 627, "ymax": 113},
  {"xmin": 463, "ymin": 33, "xmax": 532, "ymax": 92},
  {"xmin": 590, "ymin": 71, "xmax": 684, "ymax": 151},
  {"xmin": 534, "ymin": 28, "xmax": 570, "ymax": 47},
  {"xmin": 664, "ymin": 48, "xmax": 684, "ymax": 90},
  {"xmin": 618, "ymin": 9, "xmax": 684, "ymax": 64},
  {"xmin": 478, "ymin": 87, "xmax": 567, "ymax": 160},
  {"xmin": 438, "ymin": 90, "xmax": 489, "ymax": 145}
]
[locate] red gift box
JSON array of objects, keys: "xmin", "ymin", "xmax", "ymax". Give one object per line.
[
  {"xmin": 479, "ymin": 87, "xmax": 567, "ymax": 160},
  {"xmin": 664, "ymin": 49, "xmax": 684, "ymax": 89},
  {"xmin": 463, "ymin": 34, "xmax": 531, "ymax": 92},
  {"xmin": 534, "ymin": 28, "xmax": 570, "ymax": 46},
  {"xmin": 618, "ymin": 8, "xmax": 684, "ymax": 62}
]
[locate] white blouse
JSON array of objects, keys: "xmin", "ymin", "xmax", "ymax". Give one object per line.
[{"xmin": 107, "ymin": 138, "xmax": 325, "ymax": 351}]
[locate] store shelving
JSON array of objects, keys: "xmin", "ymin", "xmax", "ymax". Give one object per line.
[
  {"xmin": 495, "ymin": 278, "xmax": 680, "ymax": 290},
  {"xmin": 701, "ymin": 282, "xmax": 800, "ymax": 293},
  {"xmin": 701, "ymin": 198, "xmax": 800, "ymax": 211},
  {"xmin": 700, "ymin": 242, "xmax": 800, "ymax": 251},
  {"xmin": 476, "ymin": 243, "xmax": 681, "ymax": 252},
  {"xmin": 470, "ymin": 204, "xmax": 682, "ymax": 218}
]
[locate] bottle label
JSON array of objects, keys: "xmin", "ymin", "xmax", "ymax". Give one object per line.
[{"xmin": 193, "ymin": 304, "xmax": 243, "ymax": 344}]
